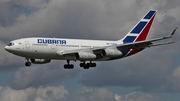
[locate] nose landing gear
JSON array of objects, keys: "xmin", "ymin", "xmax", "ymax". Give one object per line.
[
  {"xmin": 25, "ymin": 62, "xmax": 31, "ymax": 66},
  {"xmin": 25, "ymin": 58, "xmax": 31, "ymax": 67}
]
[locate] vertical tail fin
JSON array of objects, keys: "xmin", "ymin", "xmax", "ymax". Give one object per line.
[{"xmin": 119, "ymin": 10, "xmax": 157, "ymax": 43}]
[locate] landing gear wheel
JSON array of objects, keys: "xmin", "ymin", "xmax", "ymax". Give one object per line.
[
  {"xmin": 92, "ymin": 63, "xmax": 96, "ymax": 67},
  {"xmin": 64, "ymin": 60, "xmax": 74, "ymax": 69},
  {"xmin": 25, "ymin": 62, "xmax": 31, "ymax": 67},
  {"xmin": 80, "ymin": 63, "xmax": 85, "ymax": 67},
  {"xmin": 64, "ymin": 64, "xmax": 74, "ymax": 69},
  {"xmin": 25, "ymin": 58, "xmax": 31, "ymax": 67},
  {"xmin": 80, "ymin": 62, "xmax": 97, "ymax": 69},
  {"xmin": 83, "ymin": 65, "xmax": 90, "ymax": 69}
]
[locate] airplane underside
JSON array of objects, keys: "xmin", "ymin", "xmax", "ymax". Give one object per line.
[{"xmin": 22, "ymin": 48, "xmax": 144, "ymax": 69}]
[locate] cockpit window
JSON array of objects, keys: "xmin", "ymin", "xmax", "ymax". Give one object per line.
[{"xmin": 7, "ymin": 42, "xmax": 15, "ymax": 46}]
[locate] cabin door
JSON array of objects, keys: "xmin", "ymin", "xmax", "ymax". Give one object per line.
[{"xmin": 25, "ymin": 41, "xmax": 30, "ymax": 49}]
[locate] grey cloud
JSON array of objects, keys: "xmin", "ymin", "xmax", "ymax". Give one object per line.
[
  {"xmin": 0, "ymin": 0, "xmax": 103, "ymax": 41},
  {"xmin": 0, "ymin": 86, "xmax": 68, "ymax": 101},
  {"xmin": 9, "ymin": 64, "xmax": 81, "ymax": 89},
  {"xmin": 0, "ymin": 2, "xmax": 22, "ymax": 27},
  {"xmin": 12, "ymin": 0, "xmax": 48, "ymax": 9},
  {"xmin": 69, "ymin": 87, "xmax": 116, "ymax": 101},
  {"xmin": 115, "ymin": 91, "xmax": 166, "ymax": 101},
  {"xmin": 0, "ymin": 86, "xmax": 166, "ymax": 101},
  {"xmin": 163, "ymin": 66, "xmax": 180, "ymax": 92}
]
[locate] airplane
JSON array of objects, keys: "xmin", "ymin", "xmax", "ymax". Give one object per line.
[{"xmin": 4, "ymin": 10, "xmax": 177, "ymax": 69}]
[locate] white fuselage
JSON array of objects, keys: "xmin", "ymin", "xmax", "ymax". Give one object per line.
[{"xmin": 5, "ymin": 37, "xmax": 123, "ymax": 61}]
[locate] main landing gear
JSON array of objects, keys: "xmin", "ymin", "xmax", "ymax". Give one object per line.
[
  {"xmin": 79, "ymin": 62, "xmax": 96, "ymax": 69},
  {"xmin": 25, "ymin": 58, "xmax": 31, "ymax": 67},
  {"xmin": 64, "ymin": 60, "xmax": 74, "ymax": 69},
  {"xmin": 64, "ymin": 60, "xmax": 97, "ymax": 69}
]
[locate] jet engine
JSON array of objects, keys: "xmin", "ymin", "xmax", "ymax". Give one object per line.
[
  {"xmin": 76, "ymin": 51, "xmax": 96, "ymax": 60},
  {"xmin": 102, "ymin": 48, "xmax": 122, "ymax": 57},
  {"xmin": 30, "ymin": 59, "xmax": 51, "ymax": 64}
]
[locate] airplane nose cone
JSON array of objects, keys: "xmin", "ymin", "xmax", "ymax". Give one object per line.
[
  {"xmin": 4, "ymin": 46, "xmax": 8, "ymax": 50},
  {"xmin": 4, "ymin": 46, "xmax": 11, "ymax": 52}
]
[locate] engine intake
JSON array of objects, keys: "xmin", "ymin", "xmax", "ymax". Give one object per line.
[
  {"xmin": 76, "ymin": 52, "xmax": 96, "ymax": 60},
  {"xmin": 30, "ymin": 59, "xmax": 51, "ymax": 64},
  {"xmin": 102, "ymin": 48, "xmax": 122, "ymax": 57}
]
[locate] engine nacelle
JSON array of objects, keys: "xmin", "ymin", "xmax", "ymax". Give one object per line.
[
  {"xmin": 102, "ymin": 48, "xmax": 122, "ymax": 57},
  {"xmin": 30, "ymin": 59, "xmax": 51, "ymax": 64},
  {"xmin": 76, "ymin": 52, "xmax": 96, "ymax": 60}
]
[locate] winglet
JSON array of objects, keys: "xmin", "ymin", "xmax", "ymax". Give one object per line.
[
  {"xmin": 170, "ymin": 27, "xmax": 177, "ymax": 36},
  {"xmin": 163, "ymin": 27, "xmax": 177, "ymax": 39}
]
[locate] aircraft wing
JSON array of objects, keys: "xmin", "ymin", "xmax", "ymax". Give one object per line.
[{"xmin": 57, "ymin": 27, "xmax": 177, "ymax": 56}]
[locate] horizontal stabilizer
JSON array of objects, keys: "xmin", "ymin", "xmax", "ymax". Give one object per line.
[{"xmin": 149, "ymin": 42, "xmax": 175, "ymax": 47}]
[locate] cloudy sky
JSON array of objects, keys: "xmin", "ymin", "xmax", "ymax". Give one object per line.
[{"xmin": 0, "ymin": 0, "xmax": 180, "ymax": 101}]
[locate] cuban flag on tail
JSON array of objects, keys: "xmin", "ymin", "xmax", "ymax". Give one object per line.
[
  {"xmin": 121, "ymin": 10, "xmax": 157, "ymax": 44},
  {"xmin": 114, "ymin": 10, "xmax": 157, "ymax": 57}
]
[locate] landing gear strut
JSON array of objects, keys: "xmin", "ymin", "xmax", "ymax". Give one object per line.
[
  {"xmin": 64, "ymin": 60, "xmax": 74, "ymax": 69},
  {"xmin": 79, "ymin": 61, "xmax": 96, "ymax": 69},
  {"xmin": 25, "ymin": 58, "xmax": 31, "ymax": 67}
]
